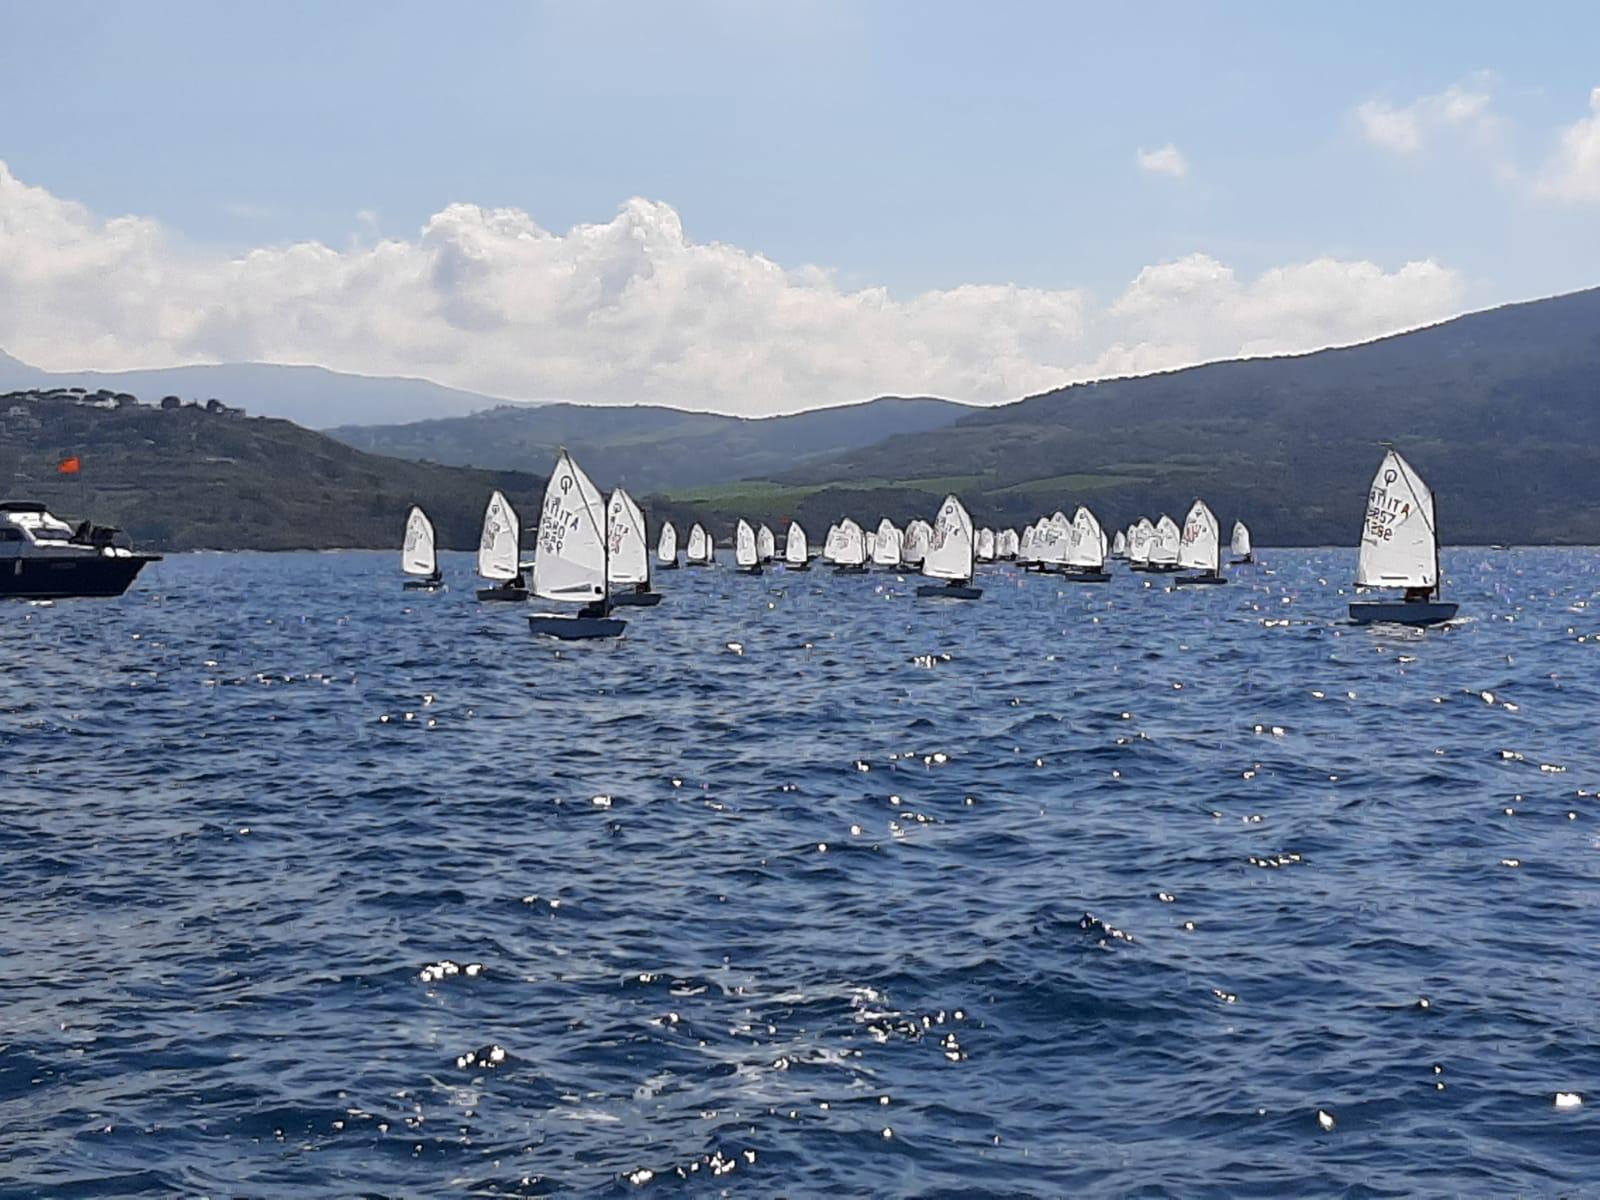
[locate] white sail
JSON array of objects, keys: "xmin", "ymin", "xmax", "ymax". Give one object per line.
[
  {"xmin": 657, "ymin": 520, "xmax": 678, "ymax": 564},
  {"xmin": 402, "ymin": 505, "xmax": 436, "ymax": 576},
  {"xmin": 785, "ymin": 521, "xmax": 808, "ymax": 564},
  {"xmin": 873, "ymin": 519, "xmax": 902, "ymax": 566},
  {"xmin": 757, "ymin": 524, "xmax": 776, "ymax": 562},
  {"xmin": 1040, "ymin": 511, "xmax": 1071, "ymax": 566},
  {"xmin": 687, "ymin": 523, "xmax": 710, "ymax": 564},
  {"xmin": 736, "ymin": 519, "xmax": 759, "ymax": 567},
  {"xmin": 865, "ymin": 530, "xmax": 878, "ymax": 559},
  {"xmin": 1149, "ymin": 515, "xmax": 1181, "ymax": 565},
  {"xmin": 1112, "ymin": 529, "xmax": 1127, "ymax": 557},
  {"xmin": 1357, "ymin": 450, "xmax": 1438, "ymax": 589},
  {"xmin": 1066, "ymin": 506, "xmax": 1105, "ymax": 570},
  {"xmin": 477, "ymin": 491, "xmax": 519, "ymax": 581},
  {"xmin": 836, "ymin": 518, "xmax": 867, "ymax": 566},
  {"xmin": 902, "ymin": 520, "xmax": 931, "ymax": 566},
  {"xmin": 976, "ymin": 528, "xmax": 995, "ymax": 562},
  {"xmin": 1019, "ymin": 523, "xmax": 1036, "ymax": 563},
  {"xmin": 1178, "ymin": 499, "xmax": 1220, "ymax": 572},
  {"xmin": 823, "ymin": 523, "xmax": 846, "ymax": 562},
  {"xmin": 1231, "ymin": 520, "xmax": 1252, "ymax": 558},
  {"xmin": 923, "ymin": 495, "xmax": 974, "ymax": 582},
  {"xmin": 997, "ymin": 529, "xmax": 1019, "ymax": 559},
  {"xmin": 1130, "ymin": 518, "xmax": 1155, "ymax": 565},
  {"xmin": 532, "ymin": 450, "xmax": 607, "ymax": 603},
  {"xmin": 607, "ymin": 489, "xmax": 650, "ymax": 584}
]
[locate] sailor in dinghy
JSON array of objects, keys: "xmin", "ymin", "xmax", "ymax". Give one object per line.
[
  {"xmin": 916, "ymin": 495, "xmax": 981, "ymax": 599},
  {"xmin": 607, "ymin": 488, "xmax": 663, "ymax": 606},
  {"xmin": 832, "ymin": 518, "xmax": 868, "ymax": 573},
  {"xmin": 1349, "ymin": 449, "xmax": 1458, "ymax": 626},
  {"xmin": 476, "ymin": 490, "xmax": 527, "ymax": 600},
  {"xmin": 757, "ymin": 523, "xmax": 777, "ymax": 565},
  {"xmin": 685, "ymin": 522, "xmax": 714, "ymax": 567},
  {"xmin": 526, "ymin": 449, "xmax": 626, "ymax": 640},
  {"xmin": 401, "ymin": 506, "xmax": 444, "ymax": 590},
  {"xmin": 872, "ymin": 519, "xmax": 903, "ymax": 571},
  {"xmin": 1175, "ymin": 499, "xmax": 1227, "ymax": 585},
  {"xmin": 735, "ymin": 519, "xmax": 763, "ymax": 575},
  {"xmin": 901, "ymin": 520, "xmax": 931, "ymax": 570}
]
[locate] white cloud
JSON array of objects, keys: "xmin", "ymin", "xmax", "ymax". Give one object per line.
[
  {"xmin": 1355, "ymin": 81, "xmax": 1494, "ymax": 155},
  {"xmin": 1137, "ymin": 144, "xmax": 1189, "ymax": 178},
  {"xmin": 1535, "ymin": 86, "xmax": 1600, "ymax": 203},
  {"xmin": 0, "ymin": 161, "xmax": 1467, "ymax": 417}
]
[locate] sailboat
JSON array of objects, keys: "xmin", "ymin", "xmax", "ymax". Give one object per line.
[
  {"xmin": 735, "ymin": 519, "xmax": 764, "ymax": 575},
  {"xmin": 402, "ymin": 505, "xmax": 444, "ymax": 590},
  {"xmin": 1038, "ymin": 511, "xmax": 1070, "ymax": 573},
  {"xmin": 833, "ymin": 518, "xmax": 868, "ymax": 573},
  {"xmin": 916, "ymin": 495, "xmax": 981, "ymax": 599},
  {"xmin": 975, "ymin": 528, "xmax": 995, "ymax": 563},
  {"xmin": 475, "ymin": 490, "xmax": 527, "ymax": 600},
  {"xmin": 996, "ymin": 529, "xmax": 1019, "ymax": 560},
  {"xmin": 902, "ymin": 519, "xmax": 931, "ymax": 569},
  {"xmin": 1018, "ymin": 522, "xmax": 1037, "ymax": 567},
  {"xmin": 1175, "ymin": 499, "xmax": 1226, "ymax": 585},
  {"xmin": 607, "ymin": 488, "xmax": 662, "ymax": 606},
  {"xmin": 686, "ymin": 522, "xmax": 714, "ymax": 567},
  {"xmin": 526, "ymin": 450, "xmax": 626, "ymax": 639},
  {"xmin": 1349, "ymin": 449, "xmax": 1458, "ymax": 626},
  {"xmin": 1230, "ymin": 520, "xmax": 1254, "ymax": 565},
  {"xmin": 1062, "ymin": 505, "xmax": 1111, "ymax": 582},
  {"xmin": 1111, "ymin": 529, "xmax": 1128, "ymax": 560},
  {"xmin": 757, "ymin": 523, "xmax": 777, "ymax": 564},
  {"xmin": 785, "ymin": 520, "xmax": 810, "ymax": 570},
  {"xmin": 1141, "ymin": 515, "xmax": 1182, "ymax": 573},
  {"xmin": 872, "ymin": 519, "xmax": 903, "ymax": 569},
  {"xmin": 657, "ymin": 521, "xmax": 680, "ymax": 570},
  {"xmin": 823, "ymin": 522, "xmax": 845, "ymax": 566}
]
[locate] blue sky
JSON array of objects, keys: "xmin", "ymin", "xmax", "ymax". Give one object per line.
[{"xmin": 1, "ymin": 1, "xmax": 1598, "ymax": 413}]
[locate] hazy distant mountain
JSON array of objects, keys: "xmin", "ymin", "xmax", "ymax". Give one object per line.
[
  {"xmin": 0, "ymin": 350, "xmax": 512, "ymax": 427},
  {"xmin": 683, "ymin": 287, "xmax": 1600, "ymax": 545},
  {"xmin": 327, "ymin": 396, "xmax": 973, "ymax": 492}
]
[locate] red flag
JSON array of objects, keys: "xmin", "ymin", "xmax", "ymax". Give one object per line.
[{"xmin": 57, "ymin": 456, "xmax": 81, "ymax": 475}]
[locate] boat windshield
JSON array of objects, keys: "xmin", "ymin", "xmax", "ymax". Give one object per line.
[{"xmin": 7, "ymin": 510, "xmax": 75, "ymax": 540}]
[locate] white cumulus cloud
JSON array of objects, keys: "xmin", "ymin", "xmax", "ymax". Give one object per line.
[
  {"xmin": 1355, "ymin": 80, "xmax": 1495, "ymax": 154},
  {"xmin": 1535, "ymin": 86, "xmax": 1600, "ymax": 203},
  {"xmin": 1137, "ymin": 144, "xmax": 1189, "ymax": 178},
  {"xmin": 0, "ymin": 160, "xmax": 1468, "ymax": 417}
]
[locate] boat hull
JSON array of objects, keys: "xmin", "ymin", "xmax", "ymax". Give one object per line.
[
  {"xmin": 657, "ymin": 560, "xmax": 680, "ymax": 571},
  {"xmin": 1230, "ymin": 556, "xmax": 1255, "ymax": 566},
  {"xmin": 1174, "ymin": 572, "xmax": 1227, "ymax": 586},
  {"xmin": 609, "ymin": 590, "xmax": 662, "ymax": 607},
  {"xmin": 916, "ymin": 582, "xmax": 982, "ymax": 600},
  {"xmin": 403, "ymin": 578, "xmax": 444, "ymax": 591},
  {"xmin": 1349, "ymin": 600, "xmax": 1459, "ymax": 626},
  {"xmin": 0, "ymin": 553, "xmax": 159, "ymax": 599},
  {"xmin": 1061, "ymin": 570, "xmax": 1112, "ymax": 583},
  {"xmin": 833, "ymin": 564, "xmax": 867, "ymax": 574},
  {"xmin": 528, "ymin": 614, "xmax": 627, "ymax": 639},
  {"xmin": 737, "ymin": 566, "xmax": 764, "ymax": 576},
  {"xmin": 476, "ymin": 584, "xmax": 527, "ymax": 601},
  {"xmin": 784, "ymin": 561, "xmax": 810, "ymax": 572},
  {"xmin": 1134, "ymin": 562, "xmax": 1182, "ymax": 574}
]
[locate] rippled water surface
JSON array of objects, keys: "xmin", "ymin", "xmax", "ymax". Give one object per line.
[{"xmin": 5, "ymin": 549, "xmax": 1600, "ymax": 1197}]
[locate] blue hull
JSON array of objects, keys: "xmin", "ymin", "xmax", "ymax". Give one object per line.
[
  {"xmin": 916, "ymin": 583, "xmax": 982, "ymax": 600},
  {"xmin": 528, "ymin": 614, "xmax": 627, "ymax": 640},
  {"xmin": 1349, "ymin": 600, "xmax": 1458, "ymax": 626}
]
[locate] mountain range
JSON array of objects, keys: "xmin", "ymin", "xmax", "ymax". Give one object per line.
[{"xmin": 3, "ymin": 285, "xmax": 1599, "ymax": 549}]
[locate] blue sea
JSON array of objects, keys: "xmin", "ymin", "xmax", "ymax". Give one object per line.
[{"xmin": 4, "ymin": 549, "xmax": 1598, "ymax": 1197}]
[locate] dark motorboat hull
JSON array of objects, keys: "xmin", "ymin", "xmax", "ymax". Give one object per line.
[
  {"xmin": 0, "ymin": 553, "xmax": 160, "ymax": 599},
  {"xmin": 528, "ymin": 614, "xmax": 627, "ymax": 639},
  {"xmin": 609, "ymin": 589, "xmax": 663, "ymax": 607},
  {"xmin": 477, "ymin": 584, "xmax": 527, "ymax": 601},
  {"xmin": 1175, "ymin": 572, "xmax": 1227, "ymax": 586},
  {"xmin": 1349, "ymin": 600, "xmax": 1459, "ymax": 627},
  {"xmin": 916, "ymin": 582, "xmax": 982, "ymax": 600},
  {"xmin": 1062, "ymin": 569, "xmax": 1112, "ymax": 583}
]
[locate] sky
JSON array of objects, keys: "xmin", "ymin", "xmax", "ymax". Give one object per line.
[{"xmin": 1, "ymin": 0, "xmax": 1598, "ymax": 416}]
